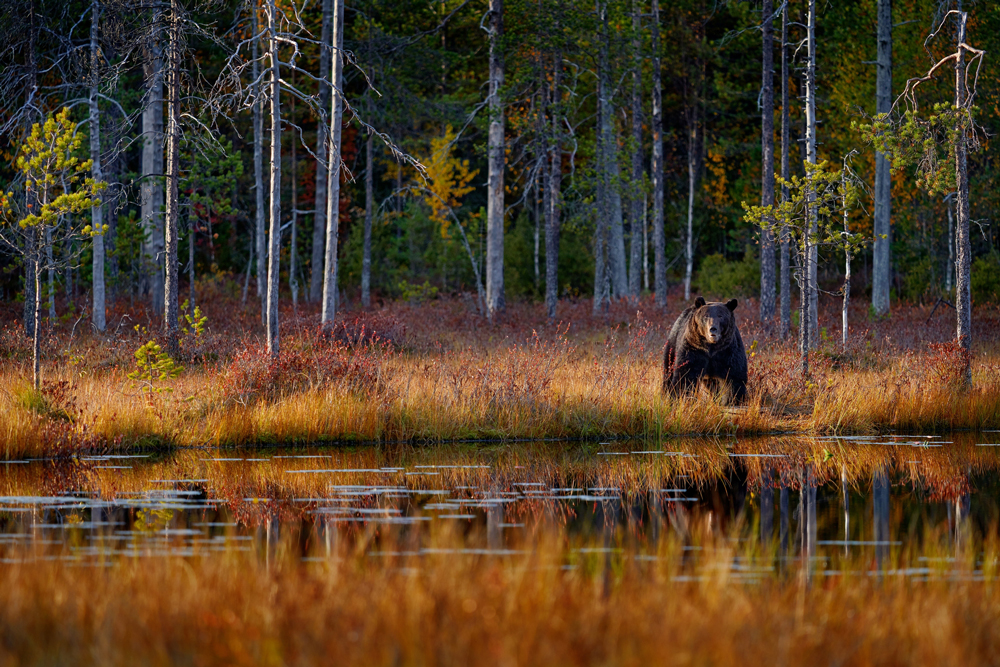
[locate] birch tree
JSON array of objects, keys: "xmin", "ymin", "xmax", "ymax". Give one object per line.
[
  {"xmin": 321, "ymin": 0, "xmax": 345, "ymax": 329},
  {"xmin": 252, "ymin": 4, "xmax": 266, "ymax": 324},
  {"xmin": 141, "ymin": 5, "xmax": 165, "ymax": 315},
  {"xmin": 650, "ymin": 0, "xmax": 666, "ymax": 309},
  {"xmin": 264, "ymin": 0, "xmax": 282, "ymax": 354},
  {"xmin": 744, "ymin": 161, "xmax": 862, "ymax": 376},
  {"xmin": 804, "ymin": 0, "xmax": 818, "ymax": 347},
  {"xmin": 90, "ymin": 0, "xmax": 106, "ymax": 333},
  {"xmin": 486, "ymin": 0, "xmax": 505, "ymax": 318},
  {"xmin": 310, "ymin": 0, "xmax": 332, "ymax": 304},
  {"xmin": 871, "ymin": 0, "xmax": 893, "ymax": 316},
  {"xmin": 545, "ymin": 46, "xmax": 563, "ymax": 320},
  {"xmin": 628, "ymin": 0, "xmax": 643, "ymax": 302},
  {"xmin": 860, "ymin": 7, "xmax": 984, "ymax": 385},
  {"xmin": 759, "ymin": 0, "xmax": 776, "ymax": 327},
  {"xmin": 779, "ymin": 0, "xmax": 791, "ymax": 338},
  {"xmin": 163, "ymin": 0, "xmax": 182, "ymax": 353}
]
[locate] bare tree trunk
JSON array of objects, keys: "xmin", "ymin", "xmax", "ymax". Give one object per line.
[
  {"xmin": 954, "ymin": 7, "xmax": 971, "ymax": 386},
  {"xmin": 362, "ymin": 126, "xmax": 373, "ymax": 308},
  {"xmin": 759, "ymin": 0, "xmax": 776, "ymax": 326},
  {"xmin": 486, "ymin": 0, "xmax": 505, "ymax": 319},
  {"xmin": 628, "ymin": 0, "xmax": 643, "ymax": 303},
  {"xmin": 842, "ymin": 172, "xmax": 851, "ymax": 349},
  {"xmin": 33, "ymin": 240, "xmax": 42, "ymax": 390},
  {"xmin": 651, "ymin": 0, "xmax": 665, "ymax": 309},
  {"xmin": 252, "ymin": 6, "xmax": 266, "ymax": 325},
  {"xmin": 361, "ymin": 20, "xmax": 375, "ymax": 309},
  {"xmin": 805, "ymin": 0, "xmax": 818, "ymax": 348},
  {"xmin": 593, "ymin": 43, "xmax": 608, "ymax": 316},
  {"xmin": 90, "ymin": 0, "xmax": 106, "ymax": 333},
  {"xmin": 188, "ymin": 217, "xmax": 195, "ymax": 314},
  {"xmin": 872, "ymin": 0, "xmax": 892, "ymax": 316},
  {"xmin": 242, "ymin": 240, "xmax": 253, "ymax": 305},
  {"xmin": 779, "ymin": 1, "xmax": 791, "ymax": 339},
  {"xmin": 946, "ymin": 193, "xmax": 954, "ymax": 293},
  {"xmin": 141, "ymin": 11, "xmax": 164, "ymax": 316},
  {"xmin": 642, "ymin": 194, "xmax": 648, "ymax": 291},
  {"xmin": 23, "ymin": 0, "xmax": 38, "ymax": 338},
  {"xmin": 598, "ymin": 0, "xmax": 627, "ymax": 301},
  {"xmin": 321, "ymin": 0, "xmax": 345, "ymax": 327},
  {"xmin": 800, "ymin": 242, "xmax": 810, "ymax": 376},
  {"xmin": 66, "ymin": 236, "xmax": 74, "ymax": 306},
  {"xmin": 46, "ymin": 226, "xmax": 54, "ymax": 320},
  {"xmin": 683, "ymin": 114, "xmax": 698, "ymax": 302},
  {"xmin": 163, "ymin": 0, "xmax": 181, "ymax": 352},
  {"xmin": 290, "ymin": 90, "xmax": 299, "ymax": 310},
  {"xmin": 265, "ymin": 0, "xmax": 282, "ymax": 356},
  {"xmin": 310, "ymin": 0, "xmax": 332, "ymax": 303},
  {"xmin": 545, "ymin": 49, "xmax": 562, "ymax": 320},
  {"xmin": 534, "ymin": 169, "xmax": 542, "ymax": 291}
]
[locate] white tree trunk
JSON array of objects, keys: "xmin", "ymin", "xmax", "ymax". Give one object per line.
[
  {"xmin": 266, "ymin": 0, "xmax": 282, "ymax": 356},
  {"xmin": 779, "ymin": 1, "xmax": 791, "ymax": 339},
  {"xmin": 954, "ymin": 7, "xmax": 972, "ymax": 385},
  {"xmin": 33, "ymin": 242, "xmax": 42, "ymax": 391},
  {"xmin": 90, "ymin": 0, "xmax": 105, "ymax": 333},
  {"xmin": 545, "ymin": 49, "xmax": 562, "ymax": 320},
  {"xmin": 651, "ymin": 0, "xmax": 666, "ymax": 308},
  {"xmin": 805, "ymin": 0, "xmax": 818, "ymax": 348},
  {"xmin": 252, "ymin": 6, "xmax": 266, "ymax": 325},
  {"xmin": 321, "ymin": 0, "xmax": 345, "ymax": 327},
  {"xmin": 946, "ymin": 194, "xmax": 954, "ymax": 293},
  {"xmin": 760, "ymin": 0, "xmax": 776, "ymax": 325},
  {"xmin": 684, "ymin": 121, "xmax": 697, "ymax": 302},
  {"xmin": 628, "ymin": 0, "xmax": 643, "ymax": 302},
  {"xmin": 46, "ymin": 226, "xmax": 54, "ymax": 319},
  {"xmin": 290, "ymin": 92, "xmax": 299, "ymax": 310},
  {"xmin": 872, "ymin": 0, "xmax": 893, "ymax": 315},
  {"xmin": 606, "ymin": 120, "xmax": 627, "ymax": 301},
  {"xmin": 141, "ymin": 13, "xmax": 164, "ymax": 315},
  {"xmin": 362, "ymin": 127, "xmax": 373, "ymax": 308},
  {"xmin": 486, "ymin": 0, "xmax": 505, "ymax": 318},
  {"xmin": 842, "ymin": 174, "xmax": 851, "ymax": 349},
  {"xmin": 163, "ymin": 0, "xmax": 181, "ymax": 351},
  {"xmin": 310, "ymin": 0, "xmax": 332, "ymax": 303},
  {"xmin": 593, "ymin": 96, "xmax": 608, "ymax": 315}
]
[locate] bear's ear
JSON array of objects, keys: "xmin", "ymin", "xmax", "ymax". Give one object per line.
[
  {"xmin": 726, "ymin": 299, "xmax": 738, "ymax": 312},
  {"xmin": 694, "ymin": 296, "xmax": 706, "ymax": 307}
]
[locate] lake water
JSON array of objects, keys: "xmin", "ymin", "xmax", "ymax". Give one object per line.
[{"xmin": 1, "ymin": 434, "xmax": 997, "ymax": 580}]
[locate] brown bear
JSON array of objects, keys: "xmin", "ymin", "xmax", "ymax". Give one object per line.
[{"xmin": 662, "ymin": 296, "xmax": 748, "ymax": 404}]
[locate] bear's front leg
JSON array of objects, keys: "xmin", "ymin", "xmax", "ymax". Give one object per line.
[{"xmin": 670, "ymin": 355, "xmax": 707, "ymax": 397}]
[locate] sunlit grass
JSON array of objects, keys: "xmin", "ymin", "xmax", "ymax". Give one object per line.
[
  {"xmin": 2, "ymin": 298, "xmax": 1000, "ymax": 458},
  {"xmin": 0, "ymin": 516, "xmax": 997, "ymax": 666}
]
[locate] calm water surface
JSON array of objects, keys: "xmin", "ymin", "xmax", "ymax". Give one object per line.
[{"xmin": 1, "ymin": 434, "xmax": 998, "ymax": 580}]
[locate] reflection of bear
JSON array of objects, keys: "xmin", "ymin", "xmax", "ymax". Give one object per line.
[{"xmin": 662, "ymin": 296, "xmax": 748, "ymax": 404}]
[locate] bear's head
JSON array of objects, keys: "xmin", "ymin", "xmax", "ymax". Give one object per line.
[{"xmin": 692, "ymin": 296, "xmax": 738, "ymax": 345}]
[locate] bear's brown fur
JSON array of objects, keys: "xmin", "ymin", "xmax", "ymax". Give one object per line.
[{"xmin": 662, "ymin": 296, "xmax": 748, "ymax": 404}]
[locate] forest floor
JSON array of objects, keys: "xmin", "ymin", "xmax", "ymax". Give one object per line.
[{"xmin": 2, "ymin": 279, "xmax": 1000, "ymax": 459}]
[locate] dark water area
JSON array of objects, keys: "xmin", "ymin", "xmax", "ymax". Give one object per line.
[{"xmin": 1, "ymin": 434, "xmax": 998, "ymax": 580}]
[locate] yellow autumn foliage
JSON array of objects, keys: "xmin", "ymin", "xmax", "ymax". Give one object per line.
[{"xmin": 422, "ymin": 125, "xmax": 478, "ymax": 238}]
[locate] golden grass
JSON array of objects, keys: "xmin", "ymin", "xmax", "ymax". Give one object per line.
[
  {"xmin": 2, "ymin": 313, "xmax": 1000, "ymax": 458},
  {"xmin": 0, "ymin": 521, "xmax": 997, "ymax": 666}
]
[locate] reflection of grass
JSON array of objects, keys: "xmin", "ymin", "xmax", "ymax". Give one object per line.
[
  {"xmin": 1, "ymin": 520, "xmax": 998, "ymax": 665},
  {"xmin": 3, "ymin": 436, "xmax": 999, "ymax": 508},
  {"xmin": 2, "ymin": 297, "xmax": 1000, "ymax": 459}
]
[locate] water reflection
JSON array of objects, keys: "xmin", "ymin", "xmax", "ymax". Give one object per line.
[{"xmin": 0, "ymin": 434, "xmax": 997, "ymax": 582}]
